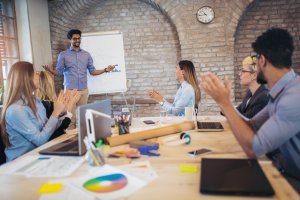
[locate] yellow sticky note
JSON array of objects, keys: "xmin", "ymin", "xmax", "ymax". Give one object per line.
[
  {"xmin": 179, "ymin": 165, "xmax": 198, "ymax": 173},
  {"xmin": 38, "ymin": 183, "xmax": 63, "ymax": 194}
]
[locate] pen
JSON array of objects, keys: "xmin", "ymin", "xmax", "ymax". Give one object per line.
[
  {"xmin": 113, "ymin": 64, "xmax": 118, "ymax": 66},
  {"xmin": 38, "ymin": 157, "xmax": 50, "ymax": 160}
]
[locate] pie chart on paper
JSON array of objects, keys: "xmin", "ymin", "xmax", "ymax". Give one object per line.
[{"xmin": 83, "ymin": 173, "xmax": 128, "ymax": 193}]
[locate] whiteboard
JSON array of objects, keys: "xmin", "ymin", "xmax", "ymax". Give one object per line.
[{"xmin": 81, "ymin": 31, "xmax": 127, "ymax": 94}]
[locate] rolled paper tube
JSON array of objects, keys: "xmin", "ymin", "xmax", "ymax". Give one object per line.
[{"xmin": 107, "ymin": 121, "xmax": 195, "ymax": 147}]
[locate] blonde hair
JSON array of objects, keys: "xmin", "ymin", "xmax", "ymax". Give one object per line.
[
  {"xmin": 0, "ymin": 61, "xmax": 37, "ymax": 146},
  {"xmin": 36, "ymin": 71, "xmax": 56, "ymax": 101},
  {"xmin": 242, "ymin": 56, "xmax": 257, "ymax": 73},
  {"xmin": 179, "ymin": 60, "xmax": 201, "ymax": 104}
]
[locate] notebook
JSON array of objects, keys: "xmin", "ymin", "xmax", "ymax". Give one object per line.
[
  {"xmin": 200, "ymin": 158, "xmax": 275, "ymax": 196},
  {"xmin": 195, "ymin": 121, "xmax": 224, "ymax": 132},
  {"xmin": 39, "ymin": 100, "xmax": 112, "ymax": 156}
]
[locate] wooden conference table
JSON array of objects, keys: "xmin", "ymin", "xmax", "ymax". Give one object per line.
[{"xmin": 0, "ymin": 116, "xmax": 299, "ymax": 200}]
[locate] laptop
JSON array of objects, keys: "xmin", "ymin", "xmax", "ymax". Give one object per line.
[
  {"xmin": 200, "ymin": 158, "xmax": 275, "ymax": 196},
  {"xmin": 39, "ymin": 100, "xmax": 112, "ymax": 156},
  {"xmin": 193, "ymin": 108, "xmax": 224, "ymax": 132},
  {"xmin": 195, "ymin": 121, "xmax": 224, "ymax": 132}
]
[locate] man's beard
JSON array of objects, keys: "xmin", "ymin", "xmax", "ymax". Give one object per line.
[
  {"xmin": 257, "ymin": 70, "xmax": 267, "ymax": 84},
  {"xmin": 73, "ymin": 42, "xmax": 80, "ymax": 48}
]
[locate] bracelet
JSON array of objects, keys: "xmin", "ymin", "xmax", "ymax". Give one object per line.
[
  {"xmin": 104, "ymin": 68, "xmax": 108, "ymax": 73},
  {"xmin": 65, "ymin": 111, "xmax": 73, "ymax": 119}
]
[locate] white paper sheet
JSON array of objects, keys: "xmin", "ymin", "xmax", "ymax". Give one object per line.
[
  {"xmin": 117, "ymin": 161, "xmax": 158, "ymax": 182},
  {"xmin": 0, "ymin": 155, "xmax": 84, "ymax": 177},
  {"xmin": 39, "ymin": 165, "xmax": 146, "ymax": 200}
]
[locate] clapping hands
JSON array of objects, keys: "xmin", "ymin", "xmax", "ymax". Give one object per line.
[
  {"xmin": 148, "ymin": 89, "xmax": 164, "ymax": 103},
  {"xmin": 52, "ymin": 90, "xmax": 81, "ymax": 118}
]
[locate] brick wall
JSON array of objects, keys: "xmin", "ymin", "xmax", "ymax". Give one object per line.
[
  {"xmin": 49, "ymin": 0, "xmax": 300, "ymax": 117},
  {"xmin": 234, "ymin": 0, "xmax": 300, "ymax": 101}
]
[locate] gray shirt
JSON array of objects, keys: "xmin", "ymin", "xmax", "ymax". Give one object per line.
[{"xmin": 252, "ymin": 69, "xmax": 300, "ymax": 179}]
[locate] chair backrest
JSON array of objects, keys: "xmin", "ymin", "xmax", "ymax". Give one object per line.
[{"xmin": 0, "ymin": 126, "xmax": 6, "ymax": 165}]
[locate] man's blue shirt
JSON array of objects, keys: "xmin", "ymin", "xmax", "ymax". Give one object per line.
[
  {"xmin": 252, "ymin": 69, "xmax": 300, "ymax": 179},
  {"xmin": 56, "ymin": 47, "xmax": 96, "ymax": 90}
]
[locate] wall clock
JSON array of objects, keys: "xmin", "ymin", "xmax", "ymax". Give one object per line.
[{"xmin": 196, "ymin": 6, "xmax": 215, "ymax": 24}]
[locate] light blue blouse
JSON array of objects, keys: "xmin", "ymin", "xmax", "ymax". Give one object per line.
[
  {"xmin": 5, "ymin": 97, "xmax": 62, "ymax": 161},
  {"xmin": 162, "ymin": 81, "xmax": 195, "ymax": 116}
]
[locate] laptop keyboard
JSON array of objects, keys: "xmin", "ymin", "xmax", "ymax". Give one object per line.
[
  {"xmin": 56, "ymin": 140, "xmax": 78, "ymax": 152},
  {"xmin": 197, "ymin": 122, "xmax": 223, "ymax": 129}
]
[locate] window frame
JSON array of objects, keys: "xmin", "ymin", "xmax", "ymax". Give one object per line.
[{"xmin": 0, "ymin": 0, "xmax": 20, "ymax": 87}]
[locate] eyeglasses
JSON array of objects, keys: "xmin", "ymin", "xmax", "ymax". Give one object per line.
[
  {"xmin": 72, "ymin": 37, "xmax": 81, "ymax": 41},
  {"xmin": 239, "ymin": 69, "xmax": 253, "ymax": 74}
]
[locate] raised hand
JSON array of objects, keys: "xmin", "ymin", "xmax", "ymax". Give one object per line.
[
  {"xmin": 147, "ymin": 89, "xmax": 164, "ymax": 103},
  {"xmin": 52, "ymin": 90, "xmax": 67, "ymax": 118},
  {"xmin": 42, "ymin": 65, "xmax": 57, "ymax": 75},
  {"xmin": 66, "ymin": 90, "xmax": 81, "ymax": 112},
  {"xmin": 200, "ymin": 72, "xmax": 232, "ymax": 107},
  {"xmin": 106, "ymin": 65, "xmax": 115, "ymax": 72},
  {"xmin": 42, "ymin": 65, "xmax": 51, "ymax": 71}
]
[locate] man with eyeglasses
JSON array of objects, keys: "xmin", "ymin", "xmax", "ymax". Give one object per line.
[
  {"xmin": 43, "ymin": 29, "xmax": 115, "ymax": 129},
  {"xmin": 201, "ymin": 28, "xmax": 300, "ymax": 192},
  {"xmin": 236, "ymin": 55, "xmax": 269, "ymax": 118}
]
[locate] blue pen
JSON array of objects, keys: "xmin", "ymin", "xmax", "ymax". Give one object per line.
[{"xmin": 38, "ymin": 157, "xmax": 50, "ymax": 160}]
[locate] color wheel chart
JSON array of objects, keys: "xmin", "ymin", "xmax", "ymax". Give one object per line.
[{"xmin": 83, "ymin": 173, "xmax": 128, "ymax": 193}]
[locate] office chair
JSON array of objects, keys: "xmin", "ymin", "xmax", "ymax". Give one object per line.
[{"xmin": 0, "ymin": 127, "xmax": 6, "ymax": 165}]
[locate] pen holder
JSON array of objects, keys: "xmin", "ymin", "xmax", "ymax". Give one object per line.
[{"xmin": 118, "ymin": 122, "xmax": 130, "ymax": 135}]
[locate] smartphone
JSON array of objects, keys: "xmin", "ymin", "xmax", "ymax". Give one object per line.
[
  {"xmin": 143, "ymin": 120, "xmax": 155, "ymax": 124},
  {"xmin": 188, "ymin": 148, "xmax": 212, "ymax": 156}
]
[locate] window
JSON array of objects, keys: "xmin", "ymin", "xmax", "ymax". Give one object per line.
[{"xmin": 0, "ymin": 0, "xmax": 19, "ymax": 86}]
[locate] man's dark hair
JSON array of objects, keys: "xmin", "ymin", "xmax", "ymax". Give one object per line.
[
  {"xmin": 67, "ymin": 29, "xmax": 82, "ymax": 40},
  {"xmin": 252, "ymin": 28, "xmax": 294, "ymax": 69}
]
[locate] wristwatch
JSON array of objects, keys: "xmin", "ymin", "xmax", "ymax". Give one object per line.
[
  {"xmin": 104, "ymin": 68, "xmax": 108, "ymax": 73},
  {"xmin": 159, "ymin": 99, "xmax": 165, "ymax": 106}
]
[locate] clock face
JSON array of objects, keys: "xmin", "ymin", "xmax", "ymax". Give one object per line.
[{"xmin": 196, "ymin": 6, "xmax": 215, "ymax": 24}]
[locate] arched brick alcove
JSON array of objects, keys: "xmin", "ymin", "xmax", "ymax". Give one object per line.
[{"xmin": 234, "ymin": 0, "xmax": 300, "ymax": 102}]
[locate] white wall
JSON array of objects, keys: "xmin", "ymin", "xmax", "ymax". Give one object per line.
[{"xmin": 15, "ymin": 0, "xmax": 52, "ymax": 70}]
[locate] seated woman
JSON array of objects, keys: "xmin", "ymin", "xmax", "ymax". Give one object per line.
[
  {"xmin": 237, "ymin": 56, "xmax": 269, "ymax": 118},
  {"xmin": 0, "ymin": 61, "xmax": 69, "ymax": 162},
  {"xmin": 36, "ymin": 71, "xmax": 80, "ymax": 141},
  {"xmin": 148, "ymin": 60, "xmax": 201, "ymax": 116}
]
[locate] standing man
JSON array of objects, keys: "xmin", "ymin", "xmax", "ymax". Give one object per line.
[
  {"xmin": 43, "ymin": 29, "xmax": 115, "ymax": 129},
  {"xmin": 201, "ymin": 28, "xmax": 300, "ymax": 192}
]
